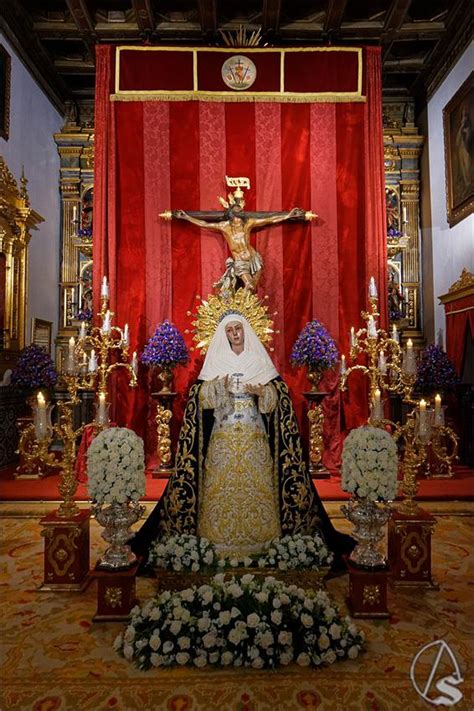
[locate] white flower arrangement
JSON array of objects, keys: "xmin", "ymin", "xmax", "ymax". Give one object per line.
[
  {"xmin": 149, "ymin": 534, "xmax": 216, "ymax": 572},
  {"xmin": 256, "ymin": 533, "xmax": 333, "ymax": 570},
  {"xmin": 87, "ymin": 427, "xmax": 146, "ymax": 505},
  {"xmin": 341, "ymin": 425, "xmax": 398, "ymax": 502},
  {"xmin": 114, "ymin": 574, "xmax": 365, "ymax": 670},
  {"xmin": 148, "ymin": 533, "xmax": 332, "ymax": 572}
]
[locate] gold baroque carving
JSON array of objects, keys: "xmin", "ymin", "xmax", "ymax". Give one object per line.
[
  {"xmin": 105, "ymin": 586, "xmax": 123, "ymax": 608},
  {"xmin": 362, "ymin": 584, "xmax": 380, "ymax": 606},
  {"xmin": 449, "ymin": 268, "xmax": 474, "ymax": 293}
]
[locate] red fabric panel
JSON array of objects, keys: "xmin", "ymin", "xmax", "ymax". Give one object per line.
[
  {"xmin": 255, "ymin": 103, "xmax": 285, "ymax": 373},
  {"xmin": 336, "ymin": 101, "xmax": 368, "ymax": 430},
  {"xmin": 199, "ymin": 102, "xmax": 228, "ymax": 297},
  {"xmin": 281, "ymin": 104, "xmax": 312, "ymax": 428},
  {"xmin": 445, "ymin": 296, "xmax": 474, "ymax": 374},
  {"xmin": 169, "ymin": 103, "xmax": 203, "ymax": 403},
  {"xmin": 119, "ymin": 50, "xmax": 194, "ymax": 91},
  {"xmin": 198, "ymin": 52, "xmax": 280, "ymax": 92},
  {"xmin": 143, "ymin": 102, "xmax": 172, "ymax": 326},
  {"xmin": 114, "ymin": 102, "xmax": 148, "ymax": 432},
  {"xmin": 285, "ymin": 51, "xmax": 359, "ymax": 93},
  {"xmin": 364, "ymin": 47, "xmax": 388, "ymax": 329}
]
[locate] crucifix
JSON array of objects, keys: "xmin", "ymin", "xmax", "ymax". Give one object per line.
[{"xmin": 160, "ymin": 176, "xmax": 316, "ymax": 293}]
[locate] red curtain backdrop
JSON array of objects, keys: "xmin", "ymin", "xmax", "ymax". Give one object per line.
[
  {"xmin": 93, "ymin": 45, "xmax": 387, "ymax": 472},
  {"xmin": 444, "ymin": 296, "xmax": 474, "ymax": 374}
]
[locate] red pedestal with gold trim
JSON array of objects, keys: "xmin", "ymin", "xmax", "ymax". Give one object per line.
[
  {"xmin": 92, "ymin": 559, "xmax": 141, "ymax": 622},
  {"xmin": 39, "ymin": 509, "xmax": 90, "ymax": 591},
  {"xmin": 388, "ymin": 508, "xmax": 438, "ymax": 588},
  {"xmin": 346, "ymin": 558, "xmax": 390, "ymax": 619}
]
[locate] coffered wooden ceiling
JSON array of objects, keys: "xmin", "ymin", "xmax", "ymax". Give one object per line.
[{"xmin": 0, "ymin": 0, "xmax": 471, "ymax": 113}]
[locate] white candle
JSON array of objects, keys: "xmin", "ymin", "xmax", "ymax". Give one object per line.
[
  {"xmin": 350, "ymin": 327, "xmax": 356, "ymax": 347},
  {"xmin": 419, "ymin": 398, "xmax": 426, "ymax": 412},
  {"xmin": 372, "ymin": 388, "xmax": 383, "ymax": 422},
  {"xmin": 101, "ymin": 276, "xmax": 109, "ymax": 299},
  {"xmin": 391, "ymin": 324, "xmax": 399, "ymax": 342},
  {"xmin": 35, "ymin": 392, "xmax": 49, "ymax": 440},
  {"xmin": 368, "ymin": 277, "xmax": 378, "ymax": 298},
  {"xmin": 367, "ymin": 315, "xmax": 377, "ymax": 339},
  {"xmin": 102, "ymin": 310, "xmax": 111, "ymax": 334},
  {"xmin": 402, "ymin": 338, "xmax": 416, "ymax": 375},
  {"xmin": 81, "ymin": 352, "xmax": 87, "ymax": 371},
  {"xmin": 340, "ymin": 354, "xmax": 346, "ymax": 375},
  {"xmin": 66, "ymin": 337, "xmax": 76, "ymax": 374},
  {"xmin": 132, "ymin": 351, "xmax": 138, "ymax": 375},
  {"xmin": 123, "ymin": 323, "xmax": 129, "ymax": 346},
  {"xmin": 72, "ymin": 205, "xmax": 78, "ymax": 221},
  {"xmin": 402, "ymin": 205, "xmax": 407, "ymax": 223},
  {"xmin": 97, "ymin": 392, "xmax": 108, "ymax": 425},
  {"xmin": 378, "ymin": 350, "xmax": 387, "ymax": 374},
  {"xmin": 434, "ymin": 394, "xmax": 444, "ymax": 426},
  {"xmin": 88, "ymin": 349, "xmax": 97, "ymax": 373},
  {"xmin": 79, "ymin": 321, "xmax": 86, "ymax": 340}
]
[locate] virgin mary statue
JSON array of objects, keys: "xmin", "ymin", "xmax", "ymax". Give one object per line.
[{"xmin": 131, "ymin": 313, "xmax": 353, "ymax": 565}]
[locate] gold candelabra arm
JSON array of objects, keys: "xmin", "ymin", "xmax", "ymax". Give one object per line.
[
  {"xmin": 393, "ymin": 414, "xmax": 427, "ymax": 515},
  {"xmin": 16, "ymin": 424, "xmax": 61, "ymax": 476},
  {"xmin": 429, "ymin": 424, "xmax": 459, "ymax": 478}
]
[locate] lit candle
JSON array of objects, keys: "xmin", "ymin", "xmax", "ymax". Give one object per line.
[
  {"xmin": 35, "ymin": 392, "xmax": 49, "ymax": 440},
  {"xmin": 97, "ymin": 391, "xmax": 108, "ymax": 425},
  {"xmin": 340, "ymin": 354, "xmax": 346, "ymax": 375},
  {"xmin": 66, "ymin": 337, "xmax": 76, "ymax": 374},
  {"xmin": 368, "ymin": 277, "xmax": 378, "ymax": 298},
  {"xmin": 88, "ymin": 349, "xmax": 97, "ymax": 373},
  {"xmin": 102, "ymin": 310, "xmax": 111, "ymax": 334},
  {"xmin": 434, "ymin": 393, "xmax": 443, "ymax": 426},
  {"xmin": 101, "ymin": 276, "xmax": 109, "ymax": 299},
  {"xmin": 350, "ymin": 327, "xmax": 356, "ymax": 347},
  {"xmin": 367, "ymin": 315, "xmax": 377, "ymax": 339},
  {"xmin": 419, "ymin": 398, "xmax": 426, "ymax": 412},
  {"xmin": 391, "ymin": 324, "xmax": 399, "ymax": 342},
  {"xmin": 402, "ymin": 338, "xmax": 416, "ymax": 375},
  {"xmin": 418, "ymin": 398, "xmax": 430, "ymax": 441},
  {"xmin": 378, "ymin": 350, "xmax": 387, "ymax": 374},
  {"xmin": 132, "ymin": 351, "xmax": 138, "ymax": 376},
  {"xmin": 79, "ymin": 321, "xmax": 86, "ymax": 340},
  {"xmin": 372, "ymin": 388, "xmax": 383, "ymax": 422},
  {"xmin": 123, "ymin": 323, "xmax": 129, "ymax": 346},
  {"xmin": 81, "ymin": 352, "xmax": 88, "ymax": 372}
]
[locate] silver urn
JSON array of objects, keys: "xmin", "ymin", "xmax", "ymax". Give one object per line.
[
  {"xmin": 93, "ymin": 501, "xmax": 145, "ymax": 570},
  {"xmin": 341, "ymin": 498, "xmax": 391, "ymax": 568}
]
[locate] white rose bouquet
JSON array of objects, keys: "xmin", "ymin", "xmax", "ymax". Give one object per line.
[
  {"xmin": 87, "ymin": 427, "xmax": 146, "ymax": 505},
  {"xmin": 256, "ymin": 533, "xmax": 333, "ymax": 570},
  {"xmin": 114, "ymin": 574, "xmax": 365, "ymax": 670},
  {"xmin": 341, "ymin": 425, "xmax": 398, "ymax": 502}
]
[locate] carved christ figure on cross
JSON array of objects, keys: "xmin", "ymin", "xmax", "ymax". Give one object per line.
[{"xmin": 160, "ymin": 178, "xmax": 316, "ymax": 293}]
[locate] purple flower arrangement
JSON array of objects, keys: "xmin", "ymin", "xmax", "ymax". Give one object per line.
[
  {"xmin": 290, "ymin": 320, "xmax": 339, "ymax": 373},
  {"xmin": 11, "ymin": 344, "xmax": 58, "ymax": 392},
  {"xmin": 140, "ymin": 320, "xmax": 189, "ymax": 368},
  {"xmin": 415, "ymin": 344, "xmax": 458, "ymax": 394},
  {"xmin": 77, "ymin": 308, "xmax": 93, "ymax": 321}
]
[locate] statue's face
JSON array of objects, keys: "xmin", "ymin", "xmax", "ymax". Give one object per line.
[{"xmin": 225, "ymin": 321, "xmax": 244, "ymax": 350}]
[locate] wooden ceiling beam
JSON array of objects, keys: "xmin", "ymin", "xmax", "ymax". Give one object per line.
[
  {"xmin": 262, "ymin": 0, "xmax": 282, "ymax": 34},
  {"xmin": 323, "ymin": 0, "xmax": 348, "ymax": 34},
  {"xmin": 65, "ymin": 0, "xmax": 96, "ymax": 63},
  {"xmin": 383, "ymin": 0, "xmax": 412, "ymax": 35},
  {"xmin": 198, "ymin": 0, "xmax": 218, "ymax": 33},
  {"xmin": 131, "ymin": 0, "xmax": 155, "ymax": 35}
]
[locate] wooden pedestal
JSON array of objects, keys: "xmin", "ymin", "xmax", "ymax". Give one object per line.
[
  {"xmin": 388, "ymin": 508, "xmax": 438, "ymax": 588},
  {"xmin": 92, "ymin": 560, "xmax": 141, "ymax": 622},
  {"xmin": 39, "ymin": 509, "xmax": 90, "ymax": 591},
  {"xmin": 346, "ymin": 559, "xmax": 390, "ymax": 619}
]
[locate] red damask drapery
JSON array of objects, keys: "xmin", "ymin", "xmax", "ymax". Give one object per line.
[{"xmin": 93, "ymin": 45, "xmax": 387, "ymax": 471}]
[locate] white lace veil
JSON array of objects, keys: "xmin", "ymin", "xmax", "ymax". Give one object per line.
[{"xmin": 198, "ymin": 314, "xmax": 279, "ymax": 385}]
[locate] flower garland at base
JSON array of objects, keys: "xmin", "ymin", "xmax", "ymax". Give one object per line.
[
  {"xmin": 148, "ymin": 533, "xmax": 333, "ymax": 573},
  {"xmin": 114, "ymin": 574, "xmax": 365, "ymax": 670}
]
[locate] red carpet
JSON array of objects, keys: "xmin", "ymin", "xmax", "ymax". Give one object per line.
[{"xmin": 1, "ymin": 463, "xmax": 473, "ymax": 502}]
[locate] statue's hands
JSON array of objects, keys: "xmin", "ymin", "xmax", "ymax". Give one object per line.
[
  {"xmin": 246, "ymin": 383, "xmax": 265, "ymax": 397},
  {"xmin": 289, "ymin": 207, "xmax": 306, "ymax": 219}
]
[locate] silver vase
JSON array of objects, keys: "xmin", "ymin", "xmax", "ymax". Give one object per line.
[
  {"xmin": 341, "ymin": 498, "xmax": 391, "ymax": 568},
  {"xmin": 93, "ymin": 501, "xmax": 145, "ymax": 570}
]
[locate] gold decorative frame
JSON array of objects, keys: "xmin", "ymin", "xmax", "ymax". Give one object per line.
[
  {"xmin": 443, "ymin": 72, "xmax": 473, "ymax": 227},
  {"xmin": 31, "ymin": 318, "xmax": 52, "ymax": 354},
  {"xmin": 0, "ymin": 44, "xmax": 11, "ymax": 141}
]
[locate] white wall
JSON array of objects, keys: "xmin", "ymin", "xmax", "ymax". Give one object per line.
[
  {"xmin": 0, "ymin": 33, "xmax": 63, "ymax": 351},
  {"xmin": 426, "ymin": 41, "xmax": 474, "ymax": 343}
]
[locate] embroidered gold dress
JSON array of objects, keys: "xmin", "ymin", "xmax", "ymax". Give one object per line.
[{"xmin": 197, "ymin": 379, "xmax": 281, "ymax": 556}]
